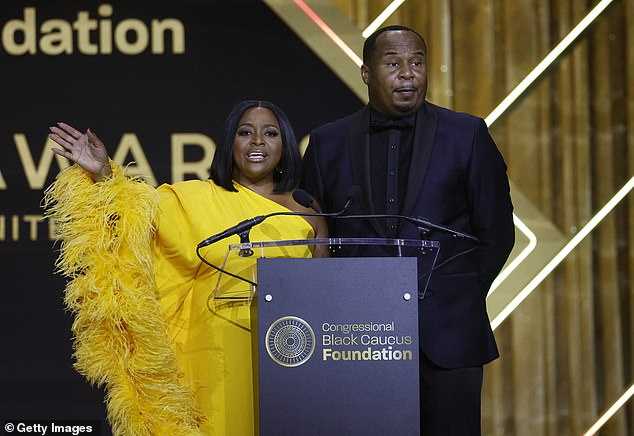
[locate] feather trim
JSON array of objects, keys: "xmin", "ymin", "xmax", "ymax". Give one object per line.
[{"xmin": 43, "ymin": 163, "xmax": 204, "ymax": 435}]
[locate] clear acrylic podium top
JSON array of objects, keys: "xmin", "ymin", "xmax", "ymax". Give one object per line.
[{"xmin": 211, "ymin": 237, "xmax": 439, "ymax": 301}]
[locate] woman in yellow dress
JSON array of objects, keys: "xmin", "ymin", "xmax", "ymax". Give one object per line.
[{"xmin": 44, "ymin": 100, "xmax": 328, "ymax": 435}]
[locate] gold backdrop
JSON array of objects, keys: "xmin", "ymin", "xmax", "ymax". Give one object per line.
[{"xmin": 328, "ymin": 1, "xmax": 634, "ymax": 435}]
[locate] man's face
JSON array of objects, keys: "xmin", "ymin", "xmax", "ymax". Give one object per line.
[{"xmin": 362, "ymin": 30, "xmax": 427, "ymax": 118}]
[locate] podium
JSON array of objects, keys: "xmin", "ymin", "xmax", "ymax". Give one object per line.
[{"xmin": 215, "ymin": 238, "xmax": 439, "ymax": 435}]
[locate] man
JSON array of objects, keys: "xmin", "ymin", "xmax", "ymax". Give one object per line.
[{"xmin": 301, "ymin": 25, "xmax": 515, "ymax": 435}]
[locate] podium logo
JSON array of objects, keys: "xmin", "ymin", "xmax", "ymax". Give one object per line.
[{"xmin": 265, "ymin": 316, "xmax": 315, "ymax": 367}]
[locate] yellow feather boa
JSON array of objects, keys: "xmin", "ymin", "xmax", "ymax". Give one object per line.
[{"xmin": 43, "ymin": 163, "xmax": 204, "ymax": 435}]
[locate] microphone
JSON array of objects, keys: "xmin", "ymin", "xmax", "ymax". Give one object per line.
[
  {"xmin": 337, "ymin": 212, "xmax": 478, "ymax": 242},
  {"xmin": 197, "ymin": 215, "xmax": 267, "ymax": 248},
  {"xmin": 292, "ymin": 189, "xmax": 322, "ymax": 213},
  {"xmin": 197, "ymin": 185, "xmax": 362, "ymax": 249},
  {"xmin": 293, "ymin": 186, "xmax": 362, "ymax": 215},
  {"xmin": 404, "ymin": 216, "xmax": 479, "ymax": 242},
  {"xmin": 330, "ymin": 186, "xmax": 478, "ymax": 242},
  {"xmin": 342, "ymin": 185, "xmax": 362, "ymax": 212}
]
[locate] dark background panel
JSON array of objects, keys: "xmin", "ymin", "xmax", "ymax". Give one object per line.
[{"xmin": 0, "ymin": 1, "xmax": 362, "ymax": 433}]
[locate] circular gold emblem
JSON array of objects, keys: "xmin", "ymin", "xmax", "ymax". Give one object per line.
[{"xmin": 265, "ymin": 316, "xmax": 315, "ymax": 367}]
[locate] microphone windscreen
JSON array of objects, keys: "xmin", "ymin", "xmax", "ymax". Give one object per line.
[{"xmin": 292, "ymin": 189, "xmax": 314, "ymax": 208}]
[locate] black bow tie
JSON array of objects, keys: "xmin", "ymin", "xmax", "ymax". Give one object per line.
[{"xmin": 369, "ymin": 116, "xmax": 414, "ymax": 132}]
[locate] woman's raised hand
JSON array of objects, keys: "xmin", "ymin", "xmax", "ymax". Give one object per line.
[{"xmin": 49, "ymin": 122, "xmax": 112, "ymax": 182}]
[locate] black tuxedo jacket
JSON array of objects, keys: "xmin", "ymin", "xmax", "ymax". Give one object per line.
[{"xmin": 301, "ymin": 102, "xmax": 515, "ymax": 368}]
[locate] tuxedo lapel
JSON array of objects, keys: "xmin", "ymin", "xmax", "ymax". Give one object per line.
[
  {"xmin": 401, "ymin": 102, "xmax": 438, "ymax": 220},
  {"xmin": 348, "ymin": 106, "xmax": 386, "ymax": 237}
]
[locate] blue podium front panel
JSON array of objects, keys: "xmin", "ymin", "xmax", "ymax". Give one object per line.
[{"xmin": 254, "ymin": 257, "xmax": 419, "ymax": 436}]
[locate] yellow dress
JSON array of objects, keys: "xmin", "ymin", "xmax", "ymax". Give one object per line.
[
  {"xmin": 155, "ymin": 180, "xmax": 313, "ymax": 435},
  {"xmin": 44, "ymin": 164, "xmax": 313, "ymax": 435}
]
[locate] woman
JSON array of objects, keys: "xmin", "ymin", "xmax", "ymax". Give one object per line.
[{"xmin": 45, "ymin": 100, "xmax": 327, "ymax": 435}]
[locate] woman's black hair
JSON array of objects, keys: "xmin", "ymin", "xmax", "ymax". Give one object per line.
[{"xmin": 210, "ymin": 100, "xmax": 301, "ymax": 193}]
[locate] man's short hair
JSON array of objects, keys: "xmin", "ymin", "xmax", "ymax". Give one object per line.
[{"xmin": 362, "ymin": 25, "xmax": 427, "ymax": 64}]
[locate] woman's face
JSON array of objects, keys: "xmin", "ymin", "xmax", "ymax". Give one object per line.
[{"xmin": 232, "ymin": 107, "xmax": 283, "ymax": 188}]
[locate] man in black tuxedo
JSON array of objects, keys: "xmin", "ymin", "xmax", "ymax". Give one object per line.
[{"xmin": 301, "ymin": 25, "xmax": 515, "ymax": 435}]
